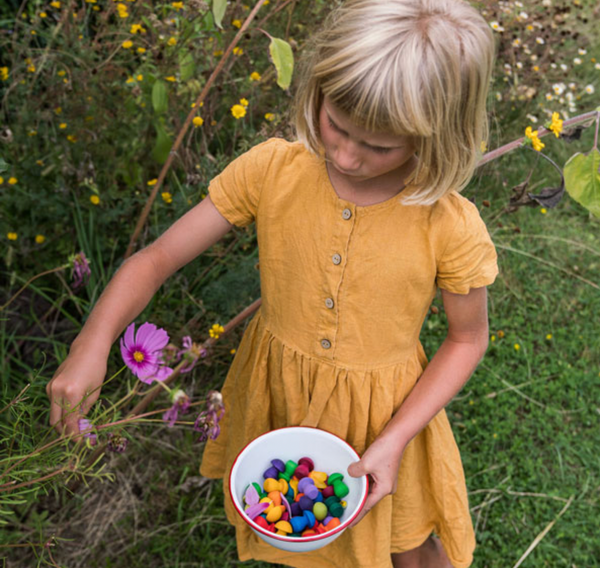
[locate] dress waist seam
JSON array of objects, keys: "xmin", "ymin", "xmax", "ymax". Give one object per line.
[{"xmin": 255, "ymin": 312, "xmax": 424, "ymax": 373}]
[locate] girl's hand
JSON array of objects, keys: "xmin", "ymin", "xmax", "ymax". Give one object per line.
[
  {"xmin": 46, "ymin": 348, "xmax": 106, "ymax": 440},
  {"xmin": 346, "ymin": 434, "xmax": 405, "ymax": 528}
]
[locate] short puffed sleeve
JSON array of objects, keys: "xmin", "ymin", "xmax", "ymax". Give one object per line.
[
  {"xmin": 208, "ymin": 139, "xmax": 279, "ymax": 227},
  {"xmin": 436, "ymin": 197, "xmax": 498, "ymax": 294}
]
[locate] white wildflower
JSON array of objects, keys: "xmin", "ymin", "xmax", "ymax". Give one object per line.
[{"xmin": 585, "ymin": 84, "xmax": 595, "ymax": 94}]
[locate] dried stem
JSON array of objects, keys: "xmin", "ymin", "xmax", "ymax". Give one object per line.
[
  {"xmin": 478, "ymin": 110, "xmax": 598, "ymax": 168},
  {"xmin": 0, "ymin": 265, "xmax": 68, "ymax": 313},
  {"xmin": 124, "ymin": 0, "xmax": 268, "ymax": 259}
]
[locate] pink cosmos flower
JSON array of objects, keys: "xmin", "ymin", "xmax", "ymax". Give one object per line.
[
  {"xmin": 78, "ymin": 418, "xmax": 97, "ymax": 446},
  {"xmin": 163, "ymin": 390, "xmax": 191, "ymax": 427},
  {"xmin": 177, "ymin": 335, "xmax": 207, "ymax": 373},
  {"xmin": 194, "ymin": 390, "xmax": 224, "ymax": 442},
  {"xmin": 71, "ymin": 252, "xmax": 91, "ymax": 289},
  {"xmin": 120, "ymin": 322, "xmax": 170, "ymax": 382}
]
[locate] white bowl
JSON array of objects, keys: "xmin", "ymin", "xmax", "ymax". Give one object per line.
[{"xmin": 229, "ymin": 426, "xmax": 369, "ymax": 553}]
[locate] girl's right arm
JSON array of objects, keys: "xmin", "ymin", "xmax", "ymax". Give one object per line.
[{"xmin": 46, "ymin": 196, "xmax": 233, "ymax": 438}]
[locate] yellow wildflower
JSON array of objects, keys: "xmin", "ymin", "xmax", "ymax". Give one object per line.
[
  {"xmin": 172, "ymin": 2, "xmax": 184, "ymax": 9},
  {"xmin": 264, "ymin": 113, "xmax": 275, "ymax": 121},
  {"xmin": 161, "ymin": 191, "xmax": 173, "ymax": 204},
  {"xmin": 59, "ymin": 123, "xmax": 67, "ymax": 129},
  {"xmin": 490, "ymin": 335, "xmax": 496, "ymax": 342},
  {"xmin": 130, "ymin": 23, "xmax": 146, "ymax": 34},
  {"xmin": 8, "ymin": 177, "xmax": 18, "ymax": 185},
  {"xmin": 137, "ymin": 47, "xmax": 147, "ymax": 54},
  {"xmin": 7, "ymin": 232, "xmax": 17, "ymax": 241},
  {"xmin": 167, "ymin": 37, "xmax": 177, "ymax": 46},
  {"xmin": 0, "ymin": 177, "xmax": 4, "ymax": 184},
  {"xmin": 90, "ymin": 195, "xmax": 100, "ymax": 205},
  {"xmin": 546, "ymin": 333, "xmax": 553, "ymax": 340},
  {"xmin": 122, "ymin": 40, "xmax": 133, "ymax": 49},
  {"xmin": 498, "ymin": 330, "xmax": 505, "ymax": 338},
  {"xmin": 239, "ymin": 98, "xmax": 249, "ymax": 107},
  {"xmin": 54, "ymin": 107, "xmax": 62, "ymax": 114},
  {"xmin": 514, "ymin": 343, "xmax": 520, "ymax": 351},
  {"xmin": 524, "ymin": 126, "xmax": 544, "ymax": 152},
  {"xmin": 50, "ymin": 1, "xmax": 61, "ymax": 7},
  {"xmin": 57, "ymin": 70, "xmax": 66, "ymax": 77},
  {"xmin": 231, "ymin": 104, "xmax": 247, "ymax": 119},
  {"xmin": 549, "ymin": 112, "xmax": 563, "ymax": 138},
  {"xmin": 213, "ymin": 50, "xmax": 223, "ymax": 57},
  {"xmin": 209, "ymin": 323, "xmax": 225, "ymax": 339},
  {"xmin": 40, "ymin": 12, "xmax": 48, "ymax": 18},
  {"xmin": 28, "ymin": 130, "xmax": 37, "ymax": 136},
  {"xmin": 233, "ymin": 47, "xmax": 243, "ymax": 56},
  {"xmin": 232, "ymin": 19, "xmax": 242, "ymax": 28},
  {"xmin": 480, "ymin": 141, "xmax": 487, "ymax": 153},
  {"xmin": 0, "ymin": 67, "xmax": 8, "ymax": 81},
  {"xmin": 36, "ymin": 160, "xmax": 44, "ymax": 166},
  {"xmin": 136, "ymin": 74, "xmax": 143, "ymax": 81},
  {"xmin": 126, "ymin": 76, "xmax": 135, "ymax": 84},
  {"xmin": 27, "ymin": 63, "xmax": 36, "ymax": 73},
  {"xmin": 540, "ymin": 208, "xmax": 547, "ymax": 214},
  {"xmin": 35, "ymin": 234, "xmax": 46, "ymax": 244},
  {"xmin": 250, "ymin": 71, "xmax": 261, "ymax": 81},
  {"xmin": 165, "ymin": 75, "xmax": 177, "ymax": 82},
  {"xmin": 193, "ymin": 116, "xmax": 204, "ymax": 127},
  {"xmin": 230, "ymin": 348, "xmax": 237, "ymax": 354},
  {"xmin": 67, "ymin": 134, "xmax": 77, "ymax": 142}
]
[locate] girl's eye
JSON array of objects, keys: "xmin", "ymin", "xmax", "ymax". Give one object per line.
[
  {"xmin": 328, "ymin": 118, "xmax": 342, "ymax": 132},
  {"xmin": 370, "ymin": 146, "xmax": 391, "ymax": 154}
]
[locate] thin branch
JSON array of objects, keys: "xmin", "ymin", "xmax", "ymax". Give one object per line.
[
  {"xmin": 512, "ymin": 495, "xmax": 575, "ymax": 568},
  {"xmin": 478, "ymin": 110, "xmax": 598, "ymax": 168},
  {"xmin": 0, "ymin": 265, "xmax": 68, "ymax": 313}
]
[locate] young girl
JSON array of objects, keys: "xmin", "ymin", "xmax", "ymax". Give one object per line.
[{"xmin": 47, "ymin": 0, "xmax": 497, "ymax": 566}]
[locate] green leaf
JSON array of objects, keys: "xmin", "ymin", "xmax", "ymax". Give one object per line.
[
  {"xmin": 212, "ymin": 0, "xmax": 227, "ymax": 29},
  {"xmin": 179, "ymin": 51, "xmax": 195, "ymax": 82},
  {"xmin": 563, "ymin": 148, "xmax": 600, "ymax": 218},
  {"xmin": 152, "ymin": 120, "xmax": 172, "ymax": 164},
  {"xmin": 268, "ymin": 37, "xmax": 294, "ymax": 90},
  {"xmin": 152, "ymin": 80, "xmax": 168, "ymax": 115},
  {"xmin": 0, "ymin": 156, "xmax": 8, "ymax": 174}
]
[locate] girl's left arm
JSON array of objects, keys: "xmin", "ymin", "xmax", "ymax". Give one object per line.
[{"xmin": 347, "ymin": 286, "xmax": 490, "ymax": 527}]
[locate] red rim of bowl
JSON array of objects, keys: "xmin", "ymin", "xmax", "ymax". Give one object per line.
[{"xmin": 228, "ymin": 425, "xmax": 369, "ymax": 543}]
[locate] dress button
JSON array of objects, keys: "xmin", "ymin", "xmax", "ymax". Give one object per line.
[
  {"xmin": 325, "ymin": 298, "xmax": 334, "ymax": 309},
  {"xmin": 332, "ymin": 253, "xmax": 342, "ymax": 265},
  {"xmin": 342, "ymin": 208, "xmax": 352, "ymax": 220},
  {"xmin": 321, "ymin": 339, "xmax": 331, "ymax": 350}
]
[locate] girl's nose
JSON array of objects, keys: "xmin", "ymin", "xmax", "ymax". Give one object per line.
[{"xmin": 334, "ymin": 139, "xmax": 361, "ymax": 171}]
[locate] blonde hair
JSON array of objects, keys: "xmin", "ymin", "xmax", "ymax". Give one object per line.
[{"xmin": 294, "ymin": 0, "xmax": 495, "ymax": 205}]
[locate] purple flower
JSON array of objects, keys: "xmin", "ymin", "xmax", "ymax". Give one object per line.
[
  {"xmin": 163, "ymin": 390, "xmax": 191, "ymax": 427},
  {"xmin": 177, "ymin": 336, "xmax": 207, "ymax": 373},
  {"xmin": 194, "ymin": 390, "xmax": 224, "ymax": 442},
  {"xmin": 107, "ymin": 432, "xmax": 129, "ymax": 453},
  {"xmin": 78, "ymin": 418, "xmax": 97, "ymax": 446},
  {"xmin": 71, "ymin": 252, "xmax": 91, "ymax": 289},
  {"xmin": 120, "ymin": 322, "xmax": 170, "ymax": 382}
]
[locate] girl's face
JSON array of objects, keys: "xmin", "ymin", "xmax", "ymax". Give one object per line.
[{"xmin": 319, "ymin": 97, "xmax": 416, "ymax": 185}]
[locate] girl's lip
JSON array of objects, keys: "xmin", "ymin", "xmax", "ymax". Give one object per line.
[{"xmin": 332, "ymin": 163, "xmax": 360, "ymax": 176}]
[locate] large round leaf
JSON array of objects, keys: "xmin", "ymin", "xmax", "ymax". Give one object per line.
[
  {"xmin": 268, "ymin": 37, "xmax": 294, "ymax": 90},
  {"xmin": 564, "ymin": 148, "xmax": 600, "ymax": 218}
]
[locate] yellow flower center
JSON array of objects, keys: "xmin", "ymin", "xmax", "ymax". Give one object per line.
[{"xmin": 133, "ymin": 351, "xmax": 145, "ymax": 362}]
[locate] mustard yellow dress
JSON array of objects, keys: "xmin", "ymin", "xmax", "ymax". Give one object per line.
[{"xmin": 200, "ymin": 138, "xmax": 498, "ymax": 568}]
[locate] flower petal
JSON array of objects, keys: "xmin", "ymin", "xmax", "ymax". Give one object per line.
[
  {"xmin": 123, "ymin": 323, "xmax": 136, "ymax": 350},
  {"xmin": 244, "ymin": 484, "xmax": 259, "ymax": 506},
  {"xmin": 244, "ymin": 502, "xmax": 269, "ymax": 520},
  {"xmin": 135, "ymin": 322, "xmax": 158, "ymax": 345},
  {"xmin": 138, "ymin": 322, "xmax": 170, "ymax": 352}
]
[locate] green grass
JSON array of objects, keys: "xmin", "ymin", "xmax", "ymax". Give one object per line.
[{"xmin": 2, "ymin": 1, "xmax": 600, "ymax": 566}]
